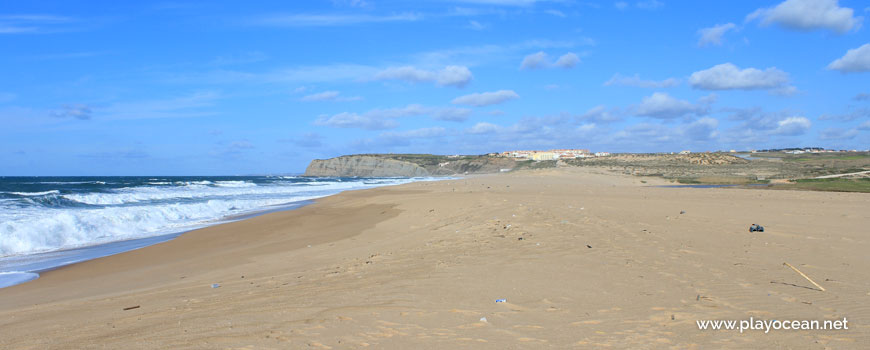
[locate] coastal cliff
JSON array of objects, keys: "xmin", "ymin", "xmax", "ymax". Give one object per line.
[{"xmin": 303, "ymin": 154, "xmax": 518, "ymax": 177}]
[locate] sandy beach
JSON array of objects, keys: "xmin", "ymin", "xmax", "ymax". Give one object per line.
[{"xmin": 1, "ymin": 167, "xmax": 868, "ymax": 349}]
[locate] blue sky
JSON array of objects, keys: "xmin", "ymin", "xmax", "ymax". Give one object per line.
[{"xmin": 1, "ymin": 0, "xmax": 869, "ymax": 175}]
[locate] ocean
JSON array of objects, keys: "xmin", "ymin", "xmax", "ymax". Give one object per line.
[{"xmin": 0, "ymin": 175, "xmax": 437, "ymax": 288}]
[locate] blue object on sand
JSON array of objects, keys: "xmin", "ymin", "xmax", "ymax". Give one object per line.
[
  {"xmin": 495, "ymin": 299, "xmax": 506, "ymax": 303},
  {"xmin": 211, "ymin": 283, "xmax": 220, "ymax": 288}
]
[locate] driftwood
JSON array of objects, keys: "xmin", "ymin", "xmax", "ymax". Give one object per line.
[
  {"xmin": 783, "ymin": 262, "xmax": 826, "ymax": 292},
  {"xmin": 123, "ymin": 305, "xmax": 141, "ymax": 311}
]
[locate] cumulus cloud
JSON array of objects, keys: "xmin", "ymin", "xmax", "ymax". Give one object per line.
[
  {"xmin": 247, "ymin": 13, "xmax": 421, "ymax": 27},
  {"xmin": 300, "ymin": 90, "xmax": 362, "ymax": 102},
  {"xmin": 689, "ymin": 63, "xmax": 791, "ymax": 91},
  {"xmin": 314, "ymin": 112, "xmax": 399, "ymax": 130},
  {"xmin": 554, "ymin": 53, "xmax": 580, "ymax": 68},
  {"xmin": 820, "ymin": 127, "xmax": 859, "ymax": 140},
  {"xmin": 466, "ymin": 122, "xmax": 500, "ymax": 134},
  {"xmin": 436, "ymin": 65, "xmax": 474, "ymax": 87},
  {"xmin": 380, "ymin": 127, "xmax": 446, "ymax": 139},
  {"xmin": 373, "ymin": 65, "xmax": 473, "ymax": 87},
  {"xmin": 827, "ymin": 43, "xmax": 870, "ymax": 73},
  {"xmin": 746, "ymin": 0, "xmax": 862, "ymax": 34},
  {"xmin": 682, "ymin": 117, "xmax": 719, "ymax": 141},
  {"xmin": 819, "ymin": 107, "xmax": 869, "ymax": 122},
  {"xmin": 314, "ymin": 104, "xmax": 473, "ymax": 129},
  {"xmin": 286, "ymin": 132, "xmax": 323, "ymax": 148},
  {"xmin": 772, "ymin": 116, "xmax": 811, "ymax": 135},
  {"xmin": 467, "ymin": 20, "xmax": 486, "ymax": 30},
  {"xmin": 50, "ymin": 104, "xmax": 92, "ymax": 120},
  {"xmin": 580, "ymin": 105, "xmax": 621, "ymax": 123},
  {"xmin": 452, "ymin": 90, "xmax": 520, "ymax": 107},
  {"xmin": 433, "ymin": 107, "xmax": 472, "ymax": 122},
  {"xmin": 520, "ymin": 51, "xmax": 549, "ymax": 70},
  {"xmin": 634, "ymin": 92, "xmax": 711, "ymax": 119},
  {"xmin": 636, "ymin": 0, "xmax": 664, "ymax": 10},
  {"xmin": 697, "ymin": 23, "xmax": 737, "ymax": 47},
  {"xmin": 614, "ymin": 1, "xmax": 663, "ymax": 11},
  {"xmin": 604, "ymin": 74, "xmax": 679, "ymax": 88},
  {"xmin": 520, "ymin": 51, "xmax": 581, "ymax": 69}
]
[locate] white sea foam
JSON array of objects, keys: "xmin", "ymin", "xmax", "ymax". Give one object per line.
[
  {"xmin": 0, "ymin": 194, "xmax": 317, "ymax": 256},
  {"xmin": 6, "ymin": 190, "xmax": 61, "ymax": 196},
  {"xmin": 0, "ymin": 177, "xmax": 437, "ymax": 257},
  {"xmin": 62, "ymin": 181, "xmax": 365, "ymax": 205}
]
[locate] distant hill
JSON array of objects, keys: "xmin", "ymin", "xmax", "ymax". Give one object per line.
[{"xmin": 303, "ymin": 154, "xmax": 519, "ymax": 177}]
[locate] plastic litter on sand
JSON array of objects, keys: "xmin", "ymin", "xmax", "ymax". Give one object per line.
[{"xmin": 495, "ymin": 299, "xmax": 507, "ymax": 303}]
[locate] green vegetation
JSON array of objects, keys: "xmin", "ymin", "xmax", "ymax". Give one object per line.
[
  {"xmin": 512, "ymin": 160, "xmax": 558, "ymax": 171},
  {"xmin": 786, "ymin": 155, "xmax": 870, "ymax": 162},
  {"xmin": 348, "ymin": 153, "xmax": 486, "ymax": 167},
  {"xmin": 675, "ymin": 176, "xmax": 767, "ymax": 185},
  {"xmin": 779, "ymin": 178, "xmax": 870, "ymax": 193}
]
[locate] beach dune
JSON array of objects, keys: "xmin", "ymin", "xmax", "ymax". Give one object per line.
[{"xmin": 1, "ymin": 168, "xmax": 868, "ymax": 349}]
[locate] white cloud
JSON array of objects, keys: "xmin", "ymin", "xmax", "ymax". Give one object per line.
[
  {"xmin": 604, "ymin": 74, "xmax": 679, "ymax": 88},
  {"xmin": 451, "ymin": 0, "xmax": 540, "ymax": 6},
  {"xmin": 544, "ymin": 10, "xmax": 566, "ymax": 17},
  {"xmin": 373, "ymin": 65, "xmax": 473, "ymax": 87},
  {"xmin": 300, "ymin": 90, "xmax": 362, "ymax": 102},
  {"xmin": 433, "ymin": 107, "xmax": 472, "ymax": 122},
  {"xmin": 467, "ymin": 20, "xmax": 486, "ymax": 30},
  {"xmin": 682, "ymin": 117, "xmax": 719, "ymax": 141},
  {"xmin": 746, "ymin": 0, "xmax": 862, "ymax": 34},
  {"xmin": 614, "ymin": 1, "xmax": 662, "ymax": 10},
  {"xmin": 314, "ymin": 104, "xmax": 473, "ymax": 129},
  {"xmin": 380, "ymin": 127, "xmax": 446, "ymax": 139},
  {"xmin": 636, "ymin": 0, "xmax": 664, "ymax": 10},
  {"xmin": 314, "ymin": 104, "xmax": 429, "ymax": 129},
  {"xmin": 0, "ymin": 14, "xmax": 75, "ymax": 34},
  {"xmin": 520, "ymin": 51, "xmax": 549, "ymax": 70},
  {"xmin": 436, "ymin": 65, "xmax": 474, "ymax": 87},
  {"xmin": 689, "ymin": 63, "xmax": 790, "ymax": 91},
  {"xmin": 554, "ymin": 53, "xmax": 580, "ymax": 68},
  {"xmin": 452, "ymin": 90, "xmax": 520, "ymax": 107},
  {"xmin": 827, "ymin": 43, "xmax": 870, "ymax": 73},
  {"xmin": 697, "ymin": 23, "xmax": 736, "ymax": 47},
  {"xmin": 101, "ymin": 92, "xmax": 221, "ymax": 120},
  {"xmin": 374, "ymin": 66, "xmax": 434, "ymax": 83},
  {"xmin": 521, "ymin": 51, "xmax": 581, "ymax": 69},
  {"xmin": 634, "ymin": 92, "xmax": 710, "ymax": 119},
  {"xmin": 772, "ymin": 116, "xmax": 811, "ymax": 135},
  {"xmin": 819, "ymin": 107, "xmax": 869, "ymax": 122},
  {"xmin": 314, "ymin": 112, "xmax": 399, "ymax": 130},
  {"xmin": 50, "ymin": 104, "xmax": 92, "ymax": 120},
  {"xmin": 858, "ymin": 121, "xmax": 870, "ymax": 130},
  {"xmin": 820, "ymin": 127, "xmax": 858, "ymax": 140},
  {"xmin": 466, "ymin": 122, "xmax": 500, "ymax": 134},
  {"xmin": 246, "ymin": 13, "xmax": 421, "ymax": 27},
  {"xmin": 580, "ymin": 105, "xmax": 621, "ymax": 123}
]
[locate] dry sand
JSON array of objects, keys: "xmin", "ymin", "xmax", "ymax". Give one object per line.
[{"xmin": 1, "ymin": 167, "xmax": 868, "ymax": 349}]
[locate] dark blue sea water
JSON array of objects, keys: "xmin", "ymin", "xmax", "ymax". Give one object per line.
[{"xmin": 0, "ymin": 175, "xmax": 437, "ymax": 288}]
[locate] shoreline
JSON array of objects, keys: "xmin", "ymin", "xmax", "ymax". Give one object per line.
[
  {"xmin": 0, "ymin": 175, "xmax": 433, "ymax": 290},
  {"xmin": 1, "ymin": 167, "xmax": 868, "ymax": 348},
  {"xmin": 0, "ymin": 183, "xmax": 405, "ymax": 307}
]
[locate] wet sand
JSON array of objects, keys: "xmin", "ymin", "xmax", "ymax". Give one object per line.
[{"xmin": 1, "ymin": 167, "xmax": 868, "ymax": 349}]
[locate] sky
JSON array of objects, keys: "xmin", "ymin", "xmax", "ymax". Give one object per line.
[{"xmin": 1, "ymin": 0, "xmax": 869, "ymax": 175}]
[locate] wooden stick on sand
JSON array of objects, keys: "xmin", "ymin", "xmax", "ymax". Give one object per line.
[{"xmin": 783, "ymin": 262, "xmax": 826, "ymax": 292}]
